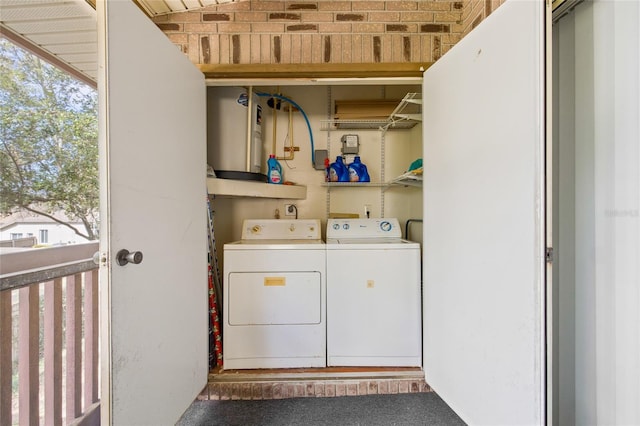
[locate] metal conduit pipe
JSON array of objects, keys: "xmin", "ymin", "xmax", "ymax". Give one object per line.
[
  {"xmin": 257, "ymin": 92, "xmax": 316, "ymax": 166},
  {"xmin": 246, "ymin": 85, "xmax": 253, "ymax": 172}
]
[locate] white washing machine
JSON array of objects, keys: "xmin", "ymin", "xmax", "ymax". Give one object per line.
[
  {"xmin": 223, "ymin": 219, "xmax": 325, "ymax": 369},
  {"xmin": 326, "ymin": 218, "xmax": 421, "ymax": 367}
]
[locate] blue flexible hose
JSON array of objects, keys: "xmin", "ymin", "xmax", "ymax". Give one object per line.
[{"xmin": 256, "ymin": 92, "xmax": 315, "ymax": 166}]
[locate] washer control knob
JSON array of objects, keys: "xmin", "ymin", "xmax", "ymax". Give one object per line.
[
  {"xmin": 380, "ymin": 221, "xmax": 392, "ymax": 232},
  {"xmin": 343, "ymin": 223, "xmax": 350, "ymax": 230},
  {"xmin": 332, "ymin": 223, "xmax": 340, "ymax": 230},
  {"xmin": 251, "ymin": 225, "xmax": 261, "ymax": 234}
]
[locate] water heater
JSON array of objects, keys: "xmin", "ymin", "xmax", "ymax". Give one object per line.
[{"xmin": 207, "ymin": 87, "xmax": 266, "ymax": 182}]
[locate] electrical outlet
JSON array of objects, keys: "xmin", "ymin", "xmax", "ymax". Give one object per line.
[
  {"xmin": 284, "ymin": 204, "xmax": 296, "ymax": 216},
  {"xmin": 364, "ymin": 204, "xmax": 371, "ymax": 218}
]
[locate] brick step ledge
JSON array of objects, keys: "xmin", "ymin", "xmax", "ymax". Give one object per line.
[{"xmin": 200, "ymin": 367, "xmax": 431, "ymax": 401}]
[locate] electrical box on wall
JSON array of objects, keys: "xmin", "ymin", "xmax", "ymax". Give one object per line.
[
  {"xmin": 340, "ymin": 134, "xmax": 359, "ymax": 155},
  {"xmin": 314, "ymin": 149, "xmax": 328, "ymax": 170}
]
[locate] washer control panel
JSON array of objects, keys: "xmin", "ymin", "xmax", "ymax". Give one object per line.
[
  {"xmin": 242, "ymin": 219, "xmax": 321, "ymax": 240},
  {"xmin": 327, "ymin": 218, "xmax": 401, "ymax": 239}
]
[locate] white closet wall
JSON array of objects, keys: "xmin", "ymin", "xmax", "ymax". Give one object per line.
[{"xmin": 554, "ymin": 1, "xmax": 640, "ymax": 424}]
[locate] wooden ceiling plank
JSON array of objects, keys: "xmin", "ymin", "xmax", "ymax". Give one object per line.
[
  {"xmin": 182, "ymin": 0, "xmax": 203, "ymax": 9},
  {"xmin": 163, "ymin": 0, "xmax": 188, "ymax": 12},
  {"xmin": 138, "ymin": 0, "xmax": 172, "ymax": 15}
]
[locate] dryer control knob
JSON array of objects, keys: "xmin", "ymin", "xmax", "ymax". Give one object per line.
[{"xmin": 251, "ymin": 225, "xmax": 261, "ymax": 234}]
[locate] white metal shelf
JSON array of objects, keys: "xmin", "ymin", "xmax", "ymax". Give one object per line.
[
  {"xmin": 386, "ymin": 92, "xmax": 422, "ymax": 130},
  {"xmin": 320, "ymin": 93, "xmax": 422, "ymax": 131},
  {"xmin": 386, "ymin": 177, "xmax": 423, "ymax": 189},
  {"xmin": 319, "ymin": 119, "xmax": 389, "ymax": 131},
  {"xmin": 386, "ymin": 168, "xmax": 423, "ymax": 188},
  {"xmin": 322, "ymin": 176, "xmax": 422, "ymax": 190},
  {"xmin": 322, "ymin": 182, "xmax": 388, "ymax": 188}
]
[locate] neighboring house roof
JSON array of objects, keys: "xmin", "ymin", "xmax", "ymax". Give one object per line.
[{"xmin": 0, "ymin": 209, "xmax": 83, "ymax": 232}]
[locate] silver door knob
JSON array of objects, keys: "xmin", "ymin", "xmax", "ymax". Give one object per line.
[{"xmin": 116, "ymin": 249, "xmax": 143, "ymax": 266}]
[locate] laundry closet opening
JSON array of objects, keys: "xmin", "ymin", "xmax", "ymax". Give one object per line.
[{"xmin": 204, "ymin": 81, "xmax": 425, "ymax": 399}]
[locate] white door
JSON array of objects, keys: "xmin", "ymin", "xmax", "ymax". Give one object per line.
[
  {"xmin": 423, "ymin": 1, "xmax": 547, "ymax": 425},
  {"xmin": 97, "ymin": 1, "xmax": 208, "ymax": 424}
]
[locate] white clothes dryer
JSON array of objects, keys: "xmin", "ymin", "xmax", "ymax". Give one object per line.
[
  {"xmin": 326, "ymin": 218, "xmax": 421, "ymax": 367},
  {"xmin": 223, "ymin": 219, "xmax": 325, "ymax": 369}
]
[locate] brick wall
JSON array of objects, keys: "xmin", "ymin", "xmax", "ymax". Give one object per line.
[
  {"xmin": 152, "ymin": 1, "xmax": 476, "ymax": 65},
  {"xmin": 462, "ymin": 0, "xmax": 506, "ymax": 38}
]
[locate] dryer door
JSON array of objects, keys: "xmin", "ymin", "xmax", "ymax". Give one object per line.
[{"xmin": 228, "ymin": 271, "xmax": 321, "ymax": 325}]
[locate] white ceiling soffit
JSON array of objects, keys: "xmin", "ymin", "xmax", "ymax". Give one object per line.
[
  {"xmin": 0, "ymin": 0, "xmax": 98, "ymax": 87},
  {"xmin": 0, "ymin": 0, "xmax": 221, "ymax": 88},
  {"xmin": 136, "ymin": 0, "xmax": 230, "ymax": 17}
]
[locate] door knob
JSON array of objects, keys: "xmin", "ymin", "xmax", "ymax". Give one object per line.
[{"xmin": 116, "ymin": 249, "xmax": 143, "ymax": 266}]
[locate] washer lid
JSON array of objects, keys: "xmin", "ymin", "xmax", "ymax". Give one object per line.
[
  {"xmin": 327, "ymin": 237, "xmax": 412, "ymax": 244},
  {"xmin": 325, "ymin": 238, "xmax": 420, "ymax": 251},
  {"xmin": 225, "ymin": 239, "xmax": 325, "ymax": 250}
]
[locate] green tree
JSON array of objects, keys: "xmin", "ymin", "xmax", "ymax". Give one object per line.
[{"xmin": 0, "ymin": 38, "xmax": 98, "ymax": 240}]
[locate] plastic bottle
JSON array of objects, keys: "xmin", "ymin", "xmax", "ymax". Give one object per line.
[
  {"xmin": 267, "ymin": 155, "xmax": 283, "ymax": 184},
  {"xmin": 328, "ymin": 156, "xmax": 349, "ymax": 182},
  {"xmin": 348, "ymin": 156, "xmax": 370, "ymax": 182},
  {"xmin": 324, "ymin": 157, "xmax": 331, "ymax": 182}
]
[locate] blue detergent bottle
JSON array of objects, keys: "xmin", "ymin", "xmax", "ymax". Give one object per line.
[
  {"xmin": 329, "ymin": 156, "xmax": 349, "ymax": 182},
  {"xmin": 267, "ymin": 155, "xmax": 283, "ymax": 184},
  {"xmin": 348, "ymin": 156, "xmax": 370, "ymax": 182}
]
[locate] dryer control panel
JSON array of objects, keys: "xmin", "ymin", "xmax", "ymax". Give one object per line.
[
  {"xmin": 326, "ymin": 218, "xmax": 402, "ymax": 239},
  {"xmin": 241, "ymin": 219, "xmax": 321, "ymax": 240}
]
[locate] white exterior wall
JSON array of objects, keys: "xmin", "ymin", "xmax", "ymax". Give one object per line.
[{"xmin": 0, "ymin": 222, "xmax": 90, "ymax": 245}]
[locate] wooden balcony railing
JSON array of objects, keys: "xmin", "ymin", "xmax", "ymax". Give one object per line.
[{"xmin": 0, "ymin": 242, "xmax": 100, "ymax": 426}]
